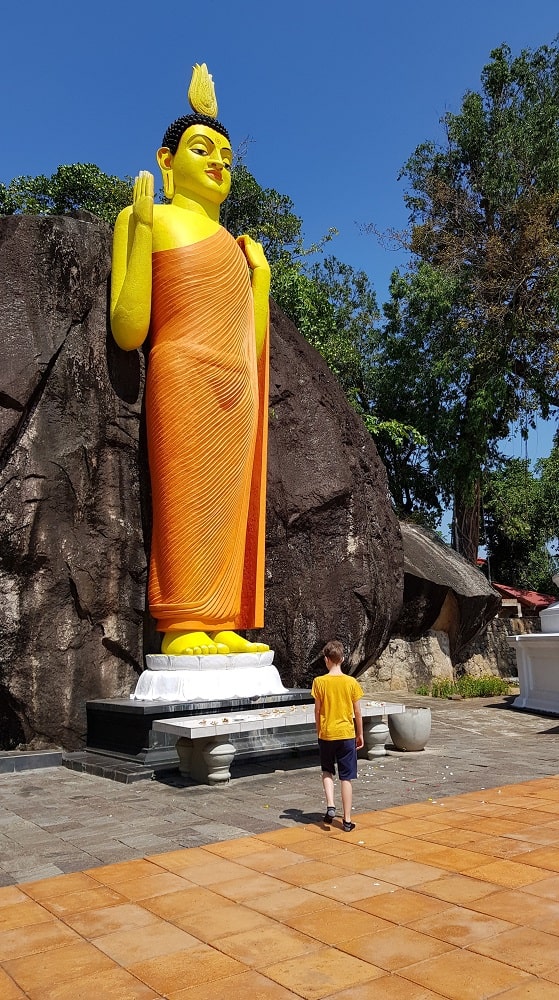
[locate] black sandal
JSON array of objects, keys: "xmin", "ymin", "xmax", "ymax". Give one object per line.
[
  {"xmin": 324, "ymin": 806, "xmax": 336, "ymax": 823},
  {"xmin": 343, "ymin": 820, "xmax": 356, "ymax": 832}
]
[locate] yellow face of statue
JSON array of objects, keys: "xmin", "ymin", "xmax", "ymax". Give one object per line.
[{"xmin": 161, "ymin": 124, "xmax": 233, "ymax": 205}]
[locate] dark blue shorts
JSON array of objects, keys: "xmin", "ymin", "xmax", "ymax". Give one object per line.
[{"xmin": 318, "ymin": 738, "xmax": 357, "ymax": 780}]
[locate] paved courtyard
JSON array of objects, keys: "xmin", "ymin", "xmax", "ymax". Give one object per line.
[{"xmin": 1, "ymin": 694, "xmax": 559, "ymax": 997}]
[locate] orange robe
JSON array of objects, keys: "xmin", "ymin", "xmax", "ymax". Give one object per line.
[{"xmin": 146, "ymin": 227, "xmax": 268, "ymax": 633}]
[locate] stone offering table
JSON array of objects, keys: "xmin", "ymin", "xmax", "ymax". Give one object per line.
[{"xmin": 153, "ymin": 700, "xmax": 405, "ymax": 784}]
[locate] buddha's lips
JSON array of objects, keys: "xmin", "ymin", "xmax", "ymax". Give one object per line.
[{"xmin": 206, "ymin": 169, "xmax": 223, "ymax": 181}]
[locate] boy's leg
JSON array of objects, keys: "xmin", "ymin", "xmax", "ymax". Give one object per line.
[
  {"xmin": 340, "ymin": 779, "xmax": 353, "ymax": 823},
  {"xmin": 318, "ymin": 739, "xmax": 336, "ymax": 820},
  {"xmin": 337, "ymin": 739, "xmax": 358, "ymax": 830},
  {"xmin": 322, "ymin": 771, "xmax": 335, "ymax": 809}
]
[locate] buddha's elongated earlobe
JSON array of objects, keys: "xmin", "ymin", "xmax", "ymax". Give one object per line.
[
  {"xmin": 162, "ymin": 169, "xmax": 175, "ymax": 199},
  {"xmin": 157, "ymin": 147, "xmax": 175, "ymax": 200}
]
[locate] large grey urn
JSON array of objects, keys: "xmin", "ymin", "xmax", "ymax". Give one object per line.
[{"xmin": 388, "ymin": 707, "xmax": 432, "ymax": 751}]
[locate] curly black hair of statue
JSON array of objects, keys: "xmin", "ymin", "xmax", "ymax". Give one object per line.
[{"xmin": 162, "ymin": 113, "xmax": 231, "ymax": 154}]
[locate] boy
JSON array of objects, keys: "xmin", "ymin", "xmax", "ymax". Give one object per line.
[{"xmin": 311, "ymin": 640, "xmax": 364, "ymax": 832}]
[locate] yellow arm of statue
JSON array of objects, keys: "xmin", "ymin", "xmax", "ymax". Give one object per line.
[
  {"xmin": 110, "ymin": 171, "xmax": 154, "ymax": 351},
  {"xmin": 236, "ymin": 235, "xmax": 270, "ymax": 358}
]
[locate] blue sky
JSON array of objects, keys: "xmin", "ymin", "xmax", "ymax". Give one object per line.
[{"xmin": 1, "ymin": 0, "xmax": 557, "ymax": 467}]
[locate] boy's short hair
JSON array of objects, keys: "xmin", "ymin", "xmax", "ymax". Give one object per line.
[{"xmin": 322, "ymin": 640, "xmax": 344, "ymax": 663}]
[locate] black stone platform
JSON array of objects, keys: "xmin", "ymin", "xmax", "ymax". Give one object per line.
[{"xmin": 63, "ymin": 690, "xmax": 314, "ymax": 783}]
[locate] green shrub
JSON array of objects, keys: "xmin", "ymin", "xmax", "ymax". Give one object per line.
[
  {"xmin": 431, "ymin": 679, "xmax": 456, "ymax": 698},
  {"xmin": 456, "ymin": 675, "xmax": 511, "ymax": 697},
  {"xmin": 416, "ymin": 676, "xmax": 511, "ymax": 698}
]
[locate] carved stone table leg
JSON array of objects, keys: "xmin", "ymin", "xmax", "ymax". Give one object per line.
[
  {"xmin": 189, "ymin": 738, "xmax": 236, "ymax": 784},
  {"xmin": 363, "ymin": 716, "xmax": 389, "ymax": 758},
  {"xmin": 203, "ymin": 738, "xmax": 236, "ymax": 784},
  {"xmin": 176, "ymin": 738, "xmax": 192, "ymax": 777}
]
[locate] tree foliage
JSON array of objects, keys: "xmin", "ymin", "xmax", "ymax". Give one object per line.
[
  {"xmin": 367, "ymin": 264, "xmax": 459, "ymax": 525},
  {"xmin": 404, "ymin": 42, "xmax": 559, "ymax": 346},
  {"xmin": 373, "ymin": 41, "xmax": 559, "ymax": 560},
  {"xmin": 0, "ymin": 163, "xmax": 133, "ymax": 226},
  {"xmin": 222, "ymin": 163, "xmax": 306, "ymax": 263},
  {"xmin": 224, "ymin": 165, "xmax": 406, "ymax": 445},
  {"xmin": 272, "ymin": 255, "xmax": 380, "ymax": 400},
  {"xmin": 483, "ymin": 447, "xmax": 559, "ymax": 593}
]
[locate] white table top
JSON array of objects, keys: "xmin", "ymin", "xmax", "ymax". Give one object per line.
[{"xmin": 153, "ymin": 700, "xmax": 405, "ymax": 740}]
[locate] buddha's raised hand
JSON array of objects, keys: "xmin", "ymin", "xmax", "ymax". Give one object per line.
[
  {"xmin": 110, "ymin": 171, "xmax": 154, "ymax": 351},
  {"xmin": 133, "ymin": 170, "xmax": 154, "ymax": 228}
]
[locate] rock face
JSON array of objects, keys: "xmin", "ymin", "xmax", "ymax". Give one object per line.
[
  {"xmin": 361, "ymin": 631, "xmax": 454, "ymax": 695},
  {"xmin": 262, "ymin": 301, "xmax": 403, "ymax": 686},
  {"xmin": 456, "ymin": 616, "xmax": 540, "ymax": 678},
  {"xmin": 359, "ymin": 524, "xmax": 502, "ymax": 692},
  {"xmin": 395, "ymin": 523, "xmax": 501, "ymax": 656},
  {"xmin": 0, "ymin": 215, "xmax": 147, "ymax": 750},
  {"xmin": 0, "ymin": 216, "xmax": 403, "ymax": 749}
]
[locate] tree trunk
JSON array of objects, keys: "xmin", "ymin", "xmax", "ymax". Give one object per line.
[{"xmin": 452, "ymin": 481, "xmax": 480, "ymax": 563}]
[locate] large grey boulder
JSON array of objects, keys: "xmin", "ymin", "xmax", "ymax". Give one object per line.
[
  {"xmin": 263, "ymin": 301, "xmax": 403, "ymax": 686},
  {"xmin": 361, "ymin": 631, "xmax": 454, "ymax": 695},
  {"xmin": 0, "ymin": 215, "xmax": 147, "ymax": 750},
  {"xmin": 359, "ymin": 523, "xmax": 502, "ymax": 692},
  {"xmin": 394, "ymin": 522, "xmax": 501, "ymax": 656},
  {"xmin": 0, "ymin": 215, "xmax": 403, "ymax": 749}
]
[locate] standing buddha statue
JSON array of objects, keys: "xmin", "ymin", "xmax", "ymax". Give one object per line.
[{"xmin": 110, "ymin": 64, "xmax": 273, "ymax": 672}]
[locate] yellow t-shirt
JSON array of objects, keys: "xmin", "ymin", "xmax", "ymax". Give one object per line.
[{"xmin": 311, "ymin": 673, "xmax": 364, "ymax": 741}]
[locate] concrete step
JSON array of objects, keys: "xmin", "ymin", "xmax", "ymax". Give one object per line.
[
  {"xmin": 62, "ymin": 751, "xmax": 161, "ymax": 783},
  {"xmin": 0, "ymin": 751, "xmax": 63, "ymax": 774}
]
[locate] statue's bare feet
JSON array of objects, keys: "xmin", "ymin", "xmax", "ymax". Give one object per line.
[
  {"xmin": 209, "ymin": 630, "xmax": 269, "ymax": 653},
  {"xmin": 161, "ymin": 631, "xmax": 228, "ymax": 655}
]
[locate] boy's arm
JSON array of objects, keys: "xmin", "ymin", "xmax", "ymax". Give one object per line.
[
  {"xmin": 354, "ymin": 699, "xmax": 364, "ymax": 749},
  {"xmin": 314, "ymin": 697, "xmax": 322, "ymax": 736}
]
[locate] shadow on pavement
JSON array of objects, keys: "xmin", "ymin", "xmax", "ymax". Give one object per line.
[{"xmin": 279, "ymin": 807, "xmax": 327, "ymax": 829}]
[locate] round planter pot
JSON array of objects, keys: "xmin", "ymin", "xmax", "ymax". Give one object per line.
[{"xmin": 388, "ymin": 708, "xmax": 431, "ymax": 752}]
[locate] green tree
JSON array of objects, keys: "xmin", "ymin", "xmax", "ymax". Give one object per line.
[
  {"xmin": 222, "ymin": 163, "xmax": 306, "ymax": 263},
  {"xmin": 539, "ymin": 435, "xmax": 559, "ymax": 543},
  {"xmin": 224, "ymin": 165, "xmax": 405, "ymax": 445},
  {"xmin": 272, "ymin": 253, "xmax": 429, "ymax": 486},
  {"xmin": 272, "ymin": 255, "xmax": 379, "ymax": 398},
  {"xmin": 0, "ymin": 164, "xmax": 133, "ymax": 226},
  {"xmin": 375, "ymin": 41, "xmax": 559, "ymax": 560},
  {"xmin": 483, "ymin": 453, "xmax": 559, "ymax": 592},
  {"xmin": 369, "ymin": 264, "xmax": 460, "ymax": 526}
]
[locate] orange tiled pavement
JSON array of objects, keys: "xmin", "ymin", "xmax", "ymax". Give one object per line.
[{"xmin": 3, "ymin": 778, "xmax": 559, "ymax": 998}]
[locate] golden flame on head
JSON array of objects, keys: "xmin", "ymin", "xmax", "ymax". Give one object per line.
[{"xmin": 188, "ymin": 63, "xmax": 218, "ymax": 118}]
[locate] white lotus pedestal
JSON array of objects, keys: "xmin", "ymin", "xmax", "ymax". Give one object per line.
[
  {"xmin": 508, "ymin": 601, "xmax": 559, "ymax": 714},
  {"xmin": 131, "ymin": 650, "xmax": 288, "ymax": 702}
]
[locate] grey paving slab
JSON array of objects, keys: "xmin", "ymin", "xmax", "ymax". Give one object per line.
[
  {"xmin": 3, "ymin": 864, "xmax": 63, "ymax": 882},
  {"xmin": 116, "ymin": 833, "xmax": 181, "ymax": 851},
  {"xmin": 0, "ymin": 694, "xmax": 558, "ymax": 883}
]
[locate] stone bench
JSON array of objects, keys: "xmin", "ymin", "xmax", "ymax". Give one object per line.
[{"xmin": 153, "ymin": 700, "xmax": 405, "ymax": 785}]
